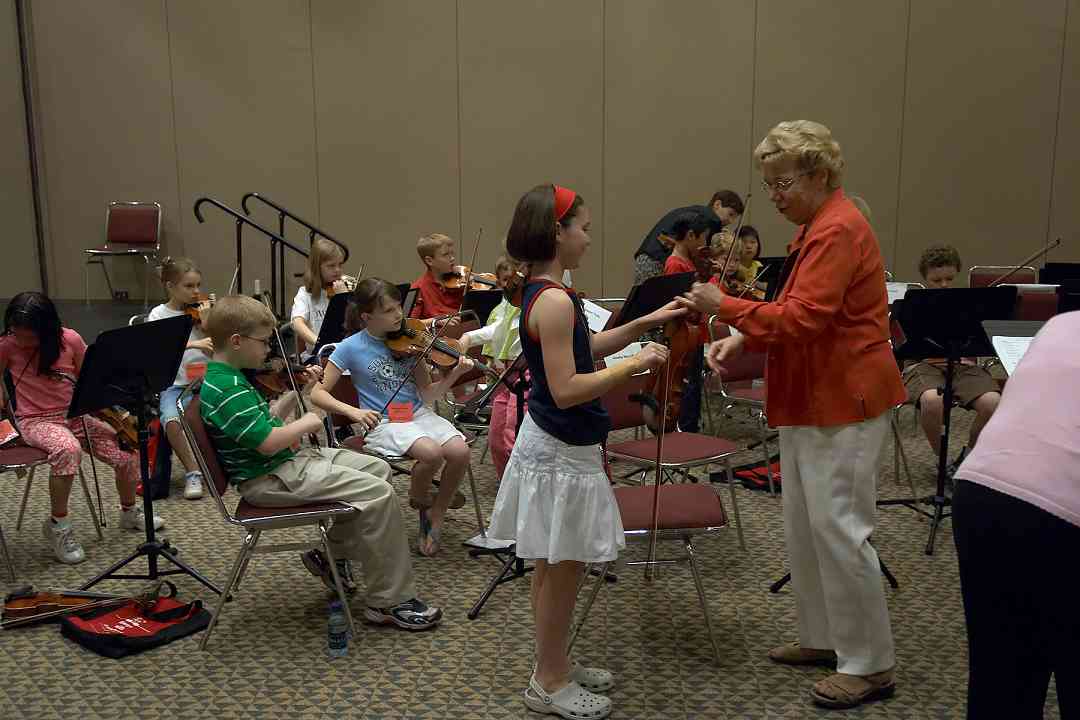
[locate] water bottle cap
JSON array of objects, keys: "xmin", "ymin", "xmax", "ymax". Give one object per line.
[{"xmin": 329, "ymin": 600, "xmax": 343, "ymax": 610}]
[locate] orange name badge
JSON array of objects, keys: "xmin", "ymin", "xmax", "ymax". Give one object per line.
[
  {"xmin": 185, "ymin": 362, "xmax": 207, "ymax": 382},
  {"xmin": 388, "ymin": 402, "xmax": 414, "ymax": 423},
  {"xmin": 0, "ymin": 419, "xmax": 17, "ymax": 445}
]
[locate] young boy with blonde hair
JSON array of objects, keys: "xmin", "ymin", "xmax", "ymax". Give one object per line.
[
  {"xmin": 200, "ymin": 295, "xmax": 442, "ymax": 630},
  {"xmin": 410, "ymin": 233, "xmax": 464, "ymax": 321}
]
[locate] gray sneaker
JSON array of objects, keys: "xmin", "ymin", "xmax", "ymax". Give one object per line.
[
  {"xmin": 301, "ymin": 549, "xmax": 358, "ymax": 595},
  {"xmin": 42, "ymin": 517, "xmax": 86, "ymax": 564}
]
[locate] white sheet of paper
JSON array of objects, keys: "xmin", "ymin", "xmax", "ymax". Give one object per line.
[
  {"xmin": 580, "ymin": 298, "xmax": 612, "ymax": 333},
  {"xmin": 605, "ymin": 342, "xmax": 642, "ymax": 369},
  {"xmin": 991, "ymin": 336, "xmax": 1034, "ymax": 376},
  {"xmin": 886, "ymin": 282, "xmax": 909, "ymax": 304}
]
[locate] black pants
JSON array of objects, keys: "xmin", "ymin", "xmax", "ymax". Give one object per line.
[
  {"xmin": 953, "ymin": 479, "xmax": 1080, "ymax": 719},
  {"xmin": 677, "ymin": 345, "xmax": 704, "ymax": 433}
]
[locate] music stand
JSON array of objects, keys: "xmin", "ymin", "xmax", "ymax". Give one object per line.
[
  {"xmin": 74, "ymin": 315, "xmax": 221, "ymax": 593},
  {"xmin": 878, "ymin": 286, "xmax": 1017, "ymax": 555},
  {"xmin": 614, "ymin": 272, "xmax": 694, "ymax": 328},
  {"xmin": 310, "ymin": 292, "xmax": 353, "ymax": 358},
  {"xmin": 462, "ymin": 289, "xmax": 503, "ymax": 326}
]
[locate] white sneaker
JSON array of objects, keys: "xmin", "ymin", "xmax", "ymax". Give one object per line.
[
  {"xmin": 42, "ymin": 517, "xmax": 86, "ymax": 564},
  {"xmin": 183, "ymin": 471, "xmax": 205, "ymax": 500},
  {"xmin": 119, "ymin": 505, "xmax": 165, "ymax": 532}
]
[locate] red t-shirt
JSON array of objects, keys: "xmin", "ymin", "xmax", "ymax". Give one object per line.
[
  {"xmin": 663, "ymin": 253, "xmax": 696, "ymax": 275},
  {"xmin": 410, "ymin": 271, "xmax": 464, "ymax": 320}
]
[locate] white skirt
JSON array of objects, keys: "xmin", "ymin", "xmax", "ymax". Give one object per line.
[
  {"xmin": 489, "ymin": 414, "xmax": 625, "ymax": 564},
  {"xmin": 362, "ymin": 406, "xmax": 465, "ymax": 457}
]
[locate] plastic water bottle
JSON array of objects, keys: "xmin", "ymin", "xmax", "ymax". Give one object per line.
[{"xmin": 327, "ymin": 601, "xmax": 349, "ymax": 658}]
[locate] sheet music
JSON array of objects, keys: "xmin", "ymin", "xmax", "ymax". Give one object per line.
[
  {"xmin": 581, "ymin": 298, "xmax": 612, "ymax": 333},
  {"xmin": 605, "ymin": 342, "xmax": 642, "ymax": 369},
  {"xmin": 991, "ymin": 336, "xmax": 1034, "ymax": 376},
  {"xmin": 886, "ymin": 282, "xmax": 909, "ymax": 304}
]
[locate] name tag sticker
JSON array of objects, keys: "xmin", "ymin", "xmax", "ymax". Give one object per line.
[
  {"xmin": 0, "ymin": 419, "xmax": 18, "ymax": 445},
  {"xmin": 388, "ymin": 402, "xmax": 414, "ymax": 423},
  {"xmin": 186, "ymin": 362, "xmax": 207, "ymax": 382}
]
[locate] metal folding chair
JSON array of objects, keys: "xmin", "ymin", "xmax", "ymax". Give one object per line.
[
  {"xmin": 84, "ymin": 201, "xmax": 163, "ymax": 307},
  {"xmin": 177, "ymin": 382, "xmax": 358, "ymax": 649}
]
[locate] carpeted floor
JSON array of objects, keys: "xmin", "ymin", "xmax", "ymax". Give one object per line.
[{"xmin": 0, "ymin": 391, "xmax": 1062, "ymax": 719}]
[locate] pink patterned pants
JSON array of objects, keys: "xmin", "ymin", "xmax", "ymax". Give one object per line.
[{"xmin": 18, "ymin": 412, "xmax": 138, "ymax": 486}]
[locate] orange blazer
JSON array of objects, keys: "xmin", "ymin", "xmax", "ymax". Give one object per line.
[{"xmin": 716, "ymin": 189, "xmax": 904, "ymax": 427}]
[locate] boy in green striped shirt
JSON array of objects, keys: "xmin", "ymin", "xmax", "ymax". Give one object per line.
[{"xmin": 199, "ymin": 295, "xmax": 441, "ymax": 631}]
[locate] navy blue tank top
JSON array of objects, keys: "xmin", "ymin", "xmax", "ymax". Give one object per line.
[{"xmin": 519, "ymin": 281, "xmax": 611, "ymax": 446}]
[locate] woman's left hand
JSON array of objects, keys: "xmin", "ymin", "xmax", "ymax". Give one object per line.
[
  {"xmin": 641, "ymin": 300, "xmax": 687, "ymax": 328},
  {"xmin": 677, "ymin": 281, "xmax": 726, "ymax": 316}
]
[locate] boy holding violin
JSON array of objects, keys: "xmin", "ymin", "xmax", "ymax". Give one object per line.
[
  {"xmin": 409, "ymin": 233, "xmax": 466, "ymax": 323},
  {"xmin": 200, "ymin": 294, "xmax": 442, "ymax": 630}
]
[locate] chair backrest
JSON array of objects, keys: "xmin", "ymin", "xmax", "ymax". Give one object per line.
[
  {"xmin": 326, "ymin": 372, "xmax": 361, "ymax": 435},
  {"xmin": 969, "ymin": 265, "xmax": 1037, "ymax": 288},
  {"xmin": 106, "ymin": 202, "xmax": 162, "ymax": 247},
  {"xmin": 600, "ymin": 369, "xmax": 649, "ymax": 432},
  {"xmin": 707, "ymin": 320, "xmax": 766, "ymax": 383},
  {"xmin": 178, "ymin": 385, "xmax": 234, "ymax": 522},
  {"xmin": 1012, "ymin": 288, "xmax": 1060, "ymax": 321}
]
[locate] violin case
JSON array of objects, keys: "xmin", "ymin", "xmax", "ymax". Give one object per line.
[{"xmin": 60, "ymin": 595, "xmax": 210, "ymax": 658}]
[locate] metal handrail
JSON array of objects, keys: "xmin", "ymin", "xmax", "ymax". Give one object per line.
[
  {"xmin": 193, "ymin": 197, "xmax": 309, "ymax": 313},
  {"xmin": 240, "ymin": 192, "xmax": 350, "ymax": 261}
]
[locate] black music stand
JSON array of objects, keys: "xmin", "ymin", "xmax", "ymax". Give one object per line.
[
  {"xmin": 310, "ymin": 292, "xmax": 353, "ymax": 358},
  {"xmin": 614, "ymin": 272, "xmax": 694, "ymax": 327},
  {"xmin": 462, "ymin": 289, "xmax": 503, "ymax": 327},
  {"xmin": 878, "ymin": 286, "xmax": 1017, "ymax": 555},
  {"xmin": 76, "ymin": 316, "xmax": 221, "ymax": 593}
]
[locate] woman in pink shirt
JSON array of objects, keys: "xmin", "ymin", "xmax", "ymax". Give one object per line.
[
  {"xmin": 0, "ymin": 292, "xmax": 164, "ymax": 565},
  {"xmin": 952, "ymin": 310, "xmax": 1080, "ymax": 719}
]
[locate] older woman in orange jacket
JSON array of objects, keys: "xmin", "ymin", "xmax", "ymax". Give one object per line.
[{"xmin": 681, "ymin": 120, "xmax": 904, "ymax": 710}]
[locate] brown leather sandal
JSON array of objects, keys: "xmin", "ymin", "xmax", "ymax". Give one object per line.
[
  {"xmin": 810, "ymin": 670, "xmax": 896, "ymax": 709},
  {"xmin": 767, "ymin": 642, "xmax": 838, "ymax": 667}
]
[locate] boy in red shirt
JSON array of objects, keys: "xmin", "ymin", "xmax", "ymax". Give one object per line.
[{"xmin": 409, "ymin": 233, "xmax": 464, "ymax": 321}]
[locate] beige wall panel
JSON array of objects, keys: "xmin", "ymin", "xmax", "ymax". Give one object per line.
[
  {"xmin": 896, "ymin": 0, "xmax": 1065, "ymax": 281},
  {"xmin": 311, "ymin": 0, "xmax": 459, "ymax": 288},
  {"xmin": 1048, "ymin": 0, "xmax": 1080, "ymax": 262},
  {"xmin": 30, "ymin": 0, "xmax": 179, "ymax": 300},
  {"xmin": 753, "ymin": 0, "xmax": 908, "ymax": 271},
  {"xmin": 0, "ymin": 1, "xmax": 39, "ymax": 295},
  {"xmin": 604, "ymin": 0, "xmax": 755, "ymax": 297},
  {"xmin": 169, "ymin": 0, "xmax": 318, "ymax": 298},
  {"xmin": 459, "ymin": 0, "xmax": 604, "ymax": 294}
]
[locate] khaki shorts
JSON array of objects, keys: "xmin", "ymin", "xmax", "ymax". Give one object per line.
[{"xmin": 903, "ymin": 362, "xmax": 999, "ymax": 409}]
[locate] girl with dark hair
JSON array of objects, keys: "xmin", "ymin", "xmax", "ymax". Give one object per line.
[
  {"xmin": 0, "ymin": 292, "xmax": 164, "ymax": 565},
  {"xmin": 492, "ymin": 185, "xmax": 682, "ymax": 719}
]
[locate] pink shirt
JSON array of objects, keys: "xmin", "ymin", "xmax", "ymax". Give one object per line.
[
  {"xmin": 955, "ymin": 311, "xmax": 1080, "ymax": 529},
  {"xmin": 0, "ymin": 327, "xmax": 86, "ymax": 419}
]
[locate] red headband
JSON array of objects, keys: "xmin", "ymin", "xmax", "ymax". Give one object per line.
[{"xmin": 553, "ymin": 185, "xmax": 577, "ymax": 222}]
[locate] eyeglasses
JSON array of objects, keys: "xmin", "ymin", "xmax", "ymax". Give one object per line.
[
  {"xmin": 240, "ymin": 334, "xmax": 272, "ymax": 347},
  {"xmin": 760, "ymin": 172, "xmax": 810, "ymax": 194}
]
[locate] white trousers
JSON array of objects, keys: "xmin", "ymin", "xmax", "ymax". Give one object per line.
[{"xmin": 779, "ymin": 411, "xmax": 895, "ymax": 676}]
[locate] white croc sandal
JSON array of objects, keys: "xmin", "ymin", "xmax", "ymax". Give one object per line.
[
  {"xmin": 570, "ymin": 662, "xmax": 614, "ymax": 693},
  {"xmin": 523, "ymin": 675, "xmax": 612, "ymax": 720}
]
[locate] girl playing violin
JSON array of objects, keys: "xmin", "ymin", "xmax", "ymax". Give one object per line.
[
  {"xmin": 488, "ymin": 184, "xmax": 681, "ymax": 720},
  {"xmin": 291, "ymin": 237, "xmax": 346, "ymax": 360},
  {"xmin": 147, "ymin": 256, "xmax": 212, "ymax": 500},
  {"xmin": 310, "ymin": 278, "xmax": 474, "ymax": 557},
  {"xmin": 0, "ymin": 292, "xmax": 164, "ymax": 565}
]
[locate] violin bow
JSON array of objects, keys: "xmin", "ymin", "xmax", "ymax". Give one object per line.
[
  {"xmin": 736, "ymin": 265, "xmax": 771, "ymax": 300},
  {"xmin": 257, "ymin": 292, "xmax": 320, "ymax": 446},
  {"xmin": 989, "ymin": 237, "xmax": 1062, "ymax": 287},
  {"xmin": 715, "ymin": 194, "xmax": 753, "ymax": 289},
  {"xmin": 456, "ymin": 227, "xmax": 485, "ymax": 313},
  {"xmin": 644, "ymin": 354, "xmax": 672, "ymax": 582}
]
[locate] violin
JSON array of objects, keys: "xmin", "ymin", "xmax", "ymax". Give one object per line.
[
  {"xmin": 251, "ymin": 358, "xmax": 311, "ymax": 399},
  {"xmin": 94, "ymin": 406, "xmax": 137, "ymax": 451},
  {"xmin": 326, "ymin": 271, "xmax": 361, "ymax": 298},
  {"xmin": 184, "ymin": 293, "xmax": 216, "ymax": 324},
  {"xmin": 502, "ymin": 268, "xmax": 528, "ymax": 307},
  {"xmin": 2, "ymin": 581, "xmax": 175, "ymax": 630},
  {"xmin": 384, "ymin": 318, "xmax": 501, "ymax": 380},
  {"xmin": 441, "ymin": 265, "xmax": 499, "ymax": 291}
]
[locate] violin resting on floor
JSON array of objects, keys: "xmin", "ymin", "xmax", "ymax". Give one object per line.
[{"xmin": 2, "ymin": 581, "xmax": 177, "ymax": 630}]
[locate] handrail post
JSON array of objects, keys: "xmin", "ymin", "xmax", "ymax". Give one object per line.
[{"xmin": 235, "ymin": 219, "xmax": 243, "ymax": 294}]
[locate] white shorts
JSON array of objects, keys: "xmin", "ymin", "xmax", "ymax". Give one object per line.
[{"xmin": 362, "ymin": 406, "xmax": 465, "ymax": 457}]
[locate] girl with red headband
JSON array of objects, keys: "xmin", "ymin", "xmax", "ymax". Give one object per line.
[{"xmin": 489, "ymin": 184, "xmax": 683, "ymax": 719}]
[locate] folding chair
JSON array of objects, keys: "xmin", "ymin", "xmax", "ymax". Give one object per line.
[
  {"xmin": 570, "ymin": 482, "xmax": 733, "ymax": 664},
  {"xmin": 1, "ymin": 442, "xmax": 53, "ymax": 581},
  {"xmin": 177, "ymin": 382, "xmax": 358, "ymax": 649},
  {"xmin": 702, "ymin": 318, "xmax": 776, "ymax": 495},
  {"xmin": 601, "ymin": 374, "xmax": 746, "ymax": 550},
  {"xmin": 968, "ymin": 265, "xmax": 1036, "ymax": 288},
  {"xmin": 84, "ymin": 201, "xmax": 163, "ymax": 307}
]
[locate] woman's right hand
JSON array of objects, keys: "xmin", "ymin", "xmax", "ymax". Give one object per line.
[
  {"xmin": 704, "ymin": 334, "xmax": 746, "ymax": 374},
  {"xmin": 348, "ymin": 407, "xmax": 381, "ymax": 431},
  {"xmin": 633, "ymin": 342, "xmax": 670, "ymax": 372}
]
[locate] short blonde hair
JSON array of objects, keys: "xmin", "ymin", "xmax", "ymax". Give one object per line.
[
  {"xmin": 204, "ymin": 295, "xmax": 275, "ymax": 347},
  {"xmin": 417, "ymin": 233, "xmax": 452, "ymax": 261},
  {"xmin": 303, "ymin": 238, "xmax": 346, "ymax": 301},
  {"xmin": 755, "ymin": 120, "xmax": 845, "ymax": 190},
  {"xmin": 494, "ymin": 254, "xmax": 515, "ymax": 276}
]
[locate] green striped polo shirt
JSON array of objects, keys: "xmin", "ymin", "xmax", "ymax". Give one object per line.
[{"xmin": 199, "ymin": 361, "xmax": 294, "ymax": 484}]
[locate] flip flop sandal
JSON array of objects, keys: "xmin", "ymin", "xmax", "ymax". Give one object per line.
[
  {"xmin": 570, "ymin": 662, "xmax": 614, "ymax": 693},
  {"xmin": 409, "ymin": 495, "xmax": 433, "ymax": 511},
  {"xmin": 417, "ymin": 510, "xmax": 441, "ymax": 557},
  {"xmin": 810, "ymin": 673, "xmax": 896, "ymax": 709},
  {"xmin": 523, "ymin": 675, "xmax": 611, "ymax": 720}
]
